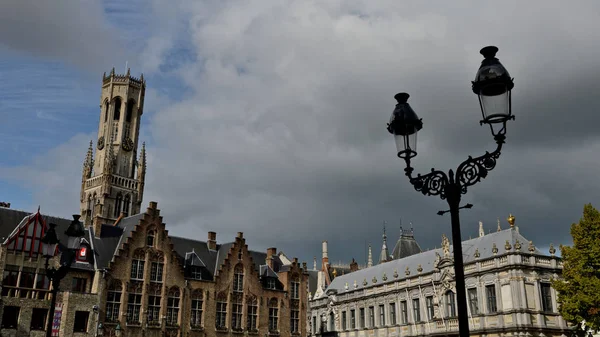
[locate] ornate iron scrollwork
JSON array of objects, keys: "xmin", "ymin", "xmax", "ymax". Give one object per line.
[
  {"xmin": 403, "ymin": 141, "xmax": 503, "ymax": 200},
  {"xmin": 456, "ymin": 142, "xmax": 502, "ymax": 195},
  {"xmin": 407, "ymin": 167, "xmax": 449, "ymax": 199}
]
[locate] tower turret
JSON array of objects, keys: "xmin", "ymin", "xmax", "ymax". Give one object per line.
[{"xmin": 80, "ymin": 69, "xmax": 147, "ymax": 235}]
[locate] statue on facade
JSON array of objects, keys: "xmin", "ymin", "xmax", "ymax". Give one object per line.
[{"xmin": 441, "ymin": 234, "xmax": 450, "ymax": 257}]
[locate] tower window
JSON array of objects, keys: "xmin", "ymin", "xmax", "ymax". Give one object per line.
[
  {"xmin": 104, "ymin": 101, "xmax": 109, "ymax": 122},
  {"xmin": 123, "ymin": 195, "xmax": 131, "ymax": 217},
  {"xmin": 126, "ymin": 99, "xmax": 135, "ymax": 122},
  {"xmin": 114, "ymin": 194, "xmax": 123, "ymax": 217},
  {"xmin": 114, "ymin": 98, "xmax": 121, "ymax": 120}
]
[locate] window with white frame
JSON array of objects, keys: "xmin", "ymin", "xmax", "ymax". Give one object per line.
[
  {"xmin": 233, "ymin": 264, "xmax": 244, "ymax": 292},
  {"xmin": 247, "ymin": 296, "xmax": 258, "ymax": 331},
  {"xmin": 292, "ymin": 277, "xmax": 300, "ymax": 299},
  {"xmin": 166, "ymin": 288, "xmax": 180, "ymax": 326},
  {"xmin": 291, "ymin": 309, "xmax": 300, "ymax": 333},
  {"xmin": 105, "ymin": 282, "xmax": 122, "ymax": 322},
  {"xmin": 216, "ymin": 293, "xmax": 227, "ymax": 329},
  {"xmin": 191, "ymin": 290, "xmax": 203, "ymax": 328},
  {"xmin": 231, "ymin": 296, "xmax": 243, "ymax": 330},
  {"xmin": 150, "ymin": 261, "xmax": 164, "ymax": 283},
  {"xmin": 413, "ymin": 298, "xmax": 421, "ymax": 322},
  {"xmin": 389, "ymin": 303, "xmax": 396, "ymax": 325},
  {"xmin": 269, "ymin": 298, "xmax": 279, "ymax": 331},
  {"xmin": 400, "ymin": 301, "xmax": 408, "ymax": 324},
  {"xmin": 426, "ymin": 296, "xmax": 434, "ymax": 320},
  {"xmin": 446, "ymin": 291, "xmax": 456, "ymax": 317},
  {"xmin": 130, "ymin": 259, "xmax": 144, "ymax": 280}
]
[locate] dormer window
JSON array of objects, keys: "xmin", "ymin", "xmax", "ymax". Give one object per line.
[
  {"xmin": 190, "ymin": 267, "xmax": 202, "ymax": 280},
  {"xmin": 267, "ymin": 278, "xmax": 277, "ymax": 290},
  {"xmin": 76, "ymin": 246, "xmax": 88, "ymax": 263},
  {"xmin": 147, "ymin": 230, "xmax": 155, "ymax": 247}
]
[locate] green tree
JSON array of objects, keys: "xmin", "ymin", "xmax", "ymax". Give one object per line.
[{"xmin": 552, "ymin": 203, "xmax": 600, "ymax": 335}]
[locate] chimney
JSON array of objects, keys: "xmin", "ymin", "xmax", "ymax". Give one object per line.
[
  {"xmin": 350, "ymin": 258, "xmax": 359, "ymax": 272},
  {"xmin": 236, "ymin": 232, "xmax": 244, "ymax": 239},
  {"xmin": 207, "ymin": 231, "xmax": 217, "ymax": 250},
  {"xmin": 266, "ymin": 247, "xmax": 277, "ymax": 269},
  {"xmin": 321, "ymin": 241, "xmax": 329, "ymax": 269},
  {"xmin": 302, "ymin": 261, "xmax": 307, "ymax": 270}
]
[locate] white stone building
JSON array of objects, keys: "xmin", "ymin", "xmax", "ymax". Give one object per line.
[{"xmin": 308, "ymin": 217, "xmax": 569, "ymax": 337}]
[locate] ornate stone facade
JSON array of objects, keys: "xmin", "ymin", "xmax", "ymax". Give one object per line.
[{"xmin": 309, "ymin": 220, "xmax": 569, "ymax": 337}]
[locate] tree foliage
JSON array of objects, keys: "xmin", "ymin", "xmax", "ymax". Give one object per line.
[{"xmin": 552, "ymin": 203, "xmax": 600, "ymax": 334}]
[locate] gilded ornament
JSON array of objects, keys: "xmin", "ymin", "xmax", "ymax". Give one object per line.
[
  {"xmin": 492, "ymin": 243, "xmax": 498, "ymax": 255},
  {"xmin": 528, "ymin": 241, "xmax": 535, "ymax": 253}
]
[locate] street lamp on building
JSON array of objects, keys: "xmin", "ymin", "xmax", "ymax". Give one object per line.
[
  {"xmin": 114, "ymin": 323, "xmax": 122, "ymax": 337},
  {"xmin": 41, "ymin": 215, "xmax": 86, "ymax": 337},
  {"xmin": 386, "ymin": 46, "xmax": 514, "ymax": 337}
]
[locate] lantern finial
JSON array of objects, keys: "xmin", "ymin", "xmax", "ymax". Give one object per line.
[{"xmin": 480, "ymin": 46, "xmax": 499, "ymax": 59}]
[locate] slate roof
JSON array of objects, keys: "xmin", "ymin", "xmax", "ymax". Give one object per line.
[
  {"xmin": 1, "ymin": 207, "xmax": 295, "ymax": 282},
  {"xmin": 326, "ymin": 228, "xmax": 545, "ymax": 293},
  {"xmin": 307, "ymin": 270, "xmax": 319, "ymax": 295},
  {"xmin": 391, "ymin": 229, "xmax": 422, "ymax": 260}
]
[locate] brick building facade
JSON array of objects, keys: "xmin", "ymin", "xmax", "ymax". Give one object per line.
[{"xmin": 0, "ymin": 70, "xmax": 310, "ymax": 337}]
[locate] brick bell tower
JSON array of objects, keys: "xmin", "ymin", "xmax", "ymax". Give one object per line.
[{"xmin": 80, "ymin": 68, "xmax": 147, "ymax": 235}]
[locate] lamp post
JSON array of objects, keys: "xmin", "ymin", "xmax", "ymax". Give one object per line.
[
  {"xmin": 41, "ymin": 215, "xmax": 86, "ymax": 337},
  {"xmin": 386, "ymin": 46, "xmax": 514, "ymax": 337}
]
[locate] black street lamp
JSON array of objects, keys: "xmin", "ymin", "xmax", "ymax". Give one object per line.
[
  {"xmin": 386, "ymin": 46, "xmax": 514, "ymax": 337},
  {"xmin": 41, "ymin": 215, "xmax": 86, "ymax": 337}
]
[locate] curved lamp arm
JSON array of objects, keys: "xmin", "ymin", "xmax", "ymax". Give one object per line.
[
  {"xmin": 403, "ymin": 161, "xmax": 450, "ymax": 200},
  {"xmin": 403, "ymin": 138, "xmax": 504, "ymax": 201},
  {"xmin": 455, "ymin": 140, "xmax": 503, "ymax": 195}
]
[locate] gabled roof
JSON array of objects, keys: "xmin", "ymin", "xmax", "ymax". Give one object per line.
[
  {"xmin": 0, "ymin": 207, "xmax": 94, "ymax": 271},
  {"xmin": 326, "ymin": 228, "xmax": 546, "ymax": 293}
]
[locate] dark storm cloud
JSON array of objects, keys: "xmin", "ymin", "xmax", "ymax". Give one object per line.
[
  {"xmin": 0, "ymin": 0, "xmax": 129, "ymax": 72},
  {"xmin": 3, "ymin": 0, "xmax": 600, "ymax": 266}
]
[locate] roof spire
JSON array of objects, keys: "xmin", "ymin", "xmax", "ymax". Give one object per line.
[
  {"xmin": 313, "ymin": 256, "xmax": 317, "ymax": 270},
  {"xmin": 497, "ymin": 218, "xmax": 501, "ymax": 232},
  {"xmin": 367, "ymin": 244, "xmax": 373, "ymax": 267},
  {"xmin": 379, "ymin": 221, "xmax": 390, "ymax": 264},
  {"xmin": 84, "ymin": 140, "xmax": 94, "ymax": 168},
  {"xmin": 479, "ymin": 221, "xmax": 485, "ymax": 237}
]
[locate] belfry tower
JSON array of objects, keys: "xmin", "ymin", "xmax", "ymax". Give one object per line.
[{"xmin": 80, "ymin": 68, "xmax": 146, "ymax": 233}]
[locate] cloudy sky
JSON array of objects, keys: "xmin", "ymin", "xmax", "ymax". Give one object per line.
[{"xmin": 1, "ymin": 0, "xmax": 598, "ymax": 266}]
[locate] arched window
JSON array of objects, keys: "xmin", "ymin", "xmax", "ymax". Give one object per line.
[
  {"xmin": 247, "ymin": 296, "xmax": 258, "ymax": 331},
  {"xmin": 268, "ymin": 298, "xmax": 279, "ymax": 332},
  {"xmin": 147, "ymin": 230, "xmax": 155, "ymax": 247},
  {"xmin": 147, "ymin": 286, "xmax": 161, "ymax": 324},
  {"xmin": 114, "ymin": 193, "xmax": 123, "ymax": 217},
  {"xmin": 126, "ymin": 99, "xmax": 135, "ymax": 122},
  {"xmin": 126, "ymin": 282, "xmax": 142, "ymax": 323},
  {"xmin": 123, "ymin": 194, "xmax": 131, "ymax": 217},
  {"xmin": 87, "ymin": 195, "xmax": 92, "ymax": 215},
  {"xmin": 91, "ymin": 193, "xmax": 97, "ymax": 216},
  {"xmin": 329, "ymin": 311, "xmax": 335, "ymax": 331},
  {"xmin": 105, "ymin": 281, "xmax": 122, "ymax": 322},
  {"xmin": 150, "ymin": 251, "xmax": 164, "ymax": 283},
  {"xmin": 130, "ymin": 249, "xmax": 145, "ymax": 280},
  {"xmin": 114, "ymin": 97, "xmax": 121, "ymax": 120},
  {"xmin": 104, "ymin": 100, "xmax": 109, "ymax": 122},
  {"xmin": 191, "ymin": 290, "xmax": 204, "ymax": 328},
  {"xmin": 216, "ymin": 292, "xmax": 227, "ymax": 329},
  {"xmin": 233, "ymin": 264, "xmax": 244, "ymax": 293},
  {"xmin": 167, "ymin": 287, "xmax": 180, "ymax": 326},
  {"xmin": 231, "ymin": 295, "xmax": 243, "ymax": 330},
  {"xmin": 445, "ymin": 291, "xmax": 456, "ymax": 317}
]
